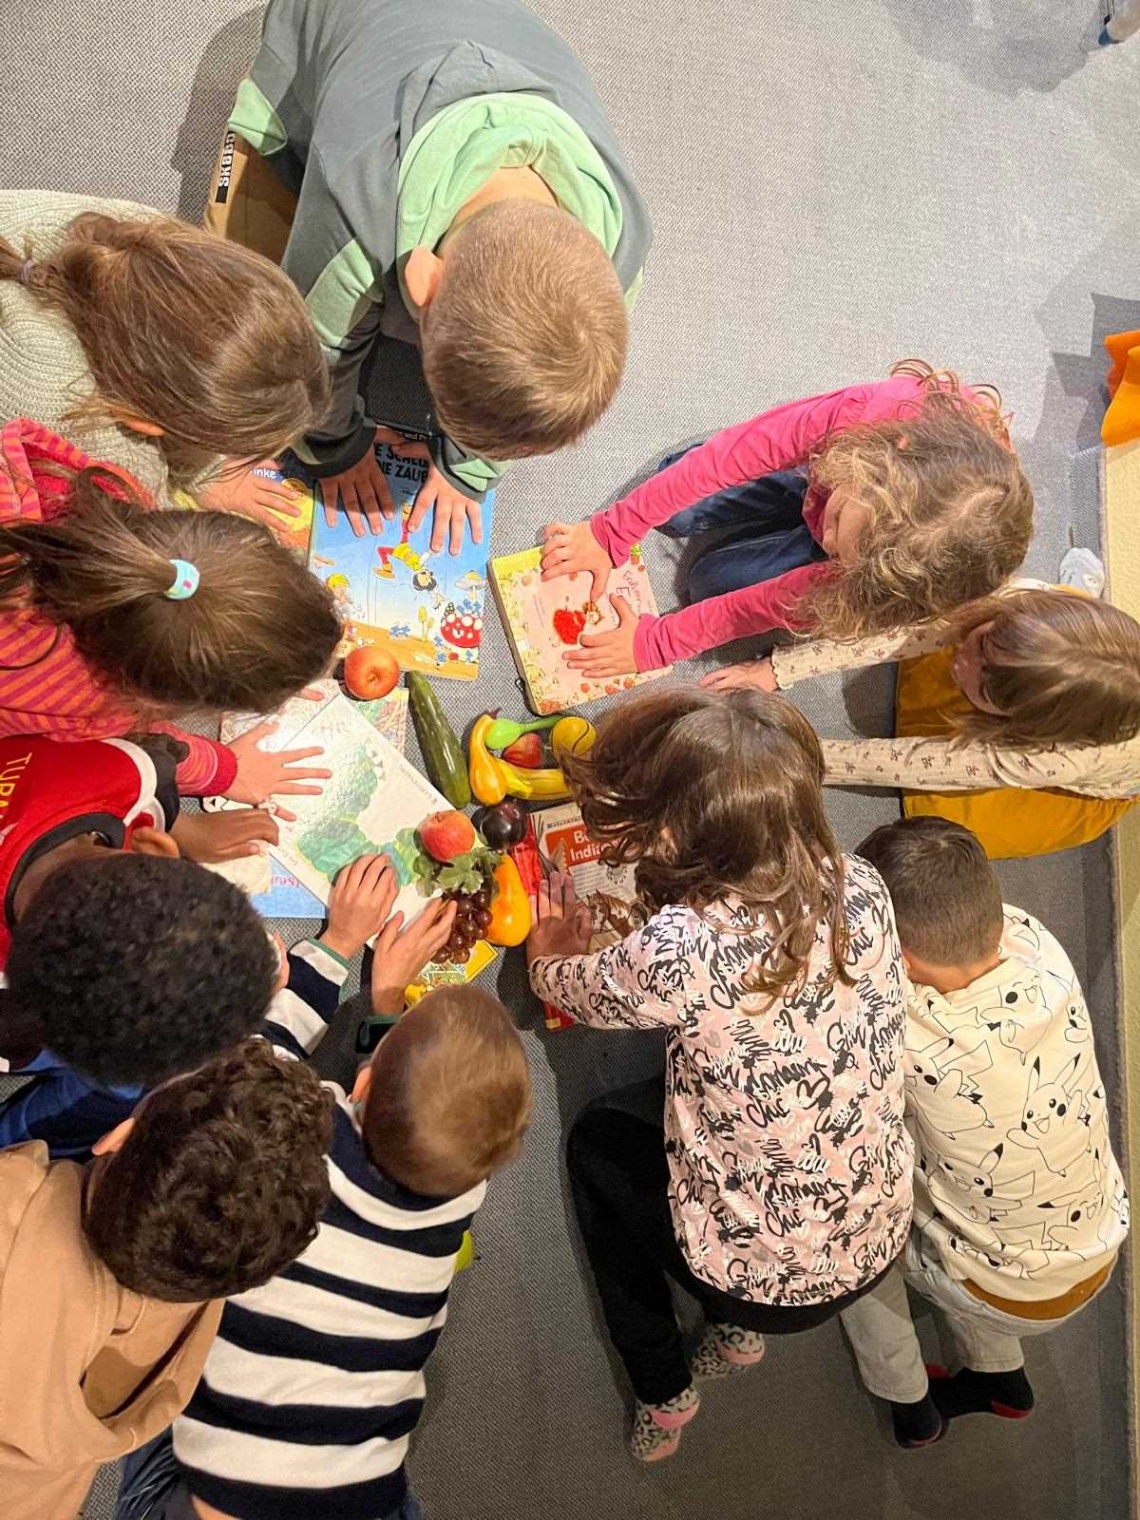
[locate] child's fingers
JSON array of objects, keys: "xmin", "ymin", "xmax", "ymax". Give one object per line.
[
  {"xmin": 447, "ymin": 501, "xmax": 465, "ymax": 557},
  {"xmin": 407, "ymin": 483, "xmax": 434, "ymax": 538},
  {"xmin": 272, "ymin": 781, "xmax": 326, "ymax": 797},
  {"xmin": 279, "ymin": 745, "xmax": 328, "ymax": 763},
  {"xmin": 574, "ymin": 904, "xmax": 592, "ymax": 941},
  {"xmin": 466, "ymin": 499, "xmax": 483, "ymax": 546},
  {"xmin": 239, "ymin": 719, "xmax": 278, "ymax": 747}
]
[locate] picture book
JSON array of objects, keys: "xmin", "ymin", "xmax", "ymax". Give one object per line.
[
  {"xmin": 281, "ymin": 433, "xmax": 495, "ymax": 682},
  {"xmin": 219, "ymin": 682, "xmax": 449, "ymax": 922},
  {"xmin": 490, "ymin": 545, "xmax": 669, "ymax": 714}
]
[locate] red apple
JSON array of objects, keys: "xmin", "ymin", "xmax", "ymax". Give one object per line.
[
  {"xmin": 419, "ymin": 809, "xmax": 477, "ymax": 863},
  {"xmin": 344, "ymin": 645, "xmax": 400, "ymax": 700},
  {"xmin": 502, "ymin": 732, "xmax": 544, "ymax": 768}
]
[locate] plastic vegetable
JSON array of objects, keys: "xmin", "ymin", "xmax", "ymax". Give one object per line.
[
  {"xmin": 468, "ymin": 714, "xmax": 572, "ymax": 805},
  {"xmin": 407, "ymin": 673, "xmax": 471, "ymax": 808},
  {"xmin": 474, "ymin": 801, "xmax": 528, "ymax": 849},
  {"xmin": 551, "ymin": 716, "xmax": 597, "ymax": 762},
  {"xmin": 485, "ymin": 856, "xmax": 532, "ymax": 946},
  {"xmin": 484, "ymin": 713, "xmax": 560, "ymax": 751}
]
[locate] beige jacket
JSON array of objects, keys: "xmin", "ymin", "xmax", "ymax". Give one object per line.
[
  {"xmin": 0, "ymin": 1143, "xmax": 221, "ymax": 1520},
  {"xmin": 770, "ymin": 581, "xmax": 1140, "ymax": 800}
]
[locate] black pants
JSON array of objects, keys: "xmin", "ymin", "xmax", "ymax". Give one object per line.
[{"xmin": 567, "ymin": 1087, "xmax": 887, "ymax": 1405}]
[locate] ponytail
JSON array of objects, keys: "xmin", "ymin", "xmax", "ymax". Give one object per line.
[{"xmin": 0, "ymin": 468, "xmax": 341, "ymax": 716}]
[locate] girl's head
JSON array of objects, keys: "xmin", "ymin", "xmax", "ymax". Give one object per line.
[
  {"xmin": 803, "ymin": 360, "xmax": 1033, "ymax": 640},
  {"xmin": 564, "ymin": 685, "xmax": 852, "ymax": 998},
  {"xmin": 948, "ymin": 588, "xmax": 1140, "ymax": 749},
  {"xmin": 0, "ymin": 466, "xmax": 341, "ymax": 715},
  {"xmin": 0, "ymin": 212, "xmax": 329, "ymax": 476}
]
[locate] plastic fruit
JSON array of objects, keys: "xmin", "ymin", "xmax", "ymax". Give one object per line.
[
  {"xmin": 344, "ymin": 645, "xmax": 399, "ymax": 700},
  {"xmin": 485, "ymin": 857, "xmax": 532, "ymax": 946},
  {"xmin": 469, "ymin": 714, "xmax": 573, "ymax": 805},
  {"xmin": 551, "ymin": 716, "xmax": 597, "ymax": 762},
  {"xmin": 483, "ymin": 714, "xmax": 560, "ymax": 751},
  {"xmin": 473, "ymin": 801, "xmax": 528, "ymax": 849},
  {"xmin": 418, "ymin": 810, "xmax": 477, "ymax": 863},
  {"xmin": 502, "ymin": 732, "xmax": 543, "ymax": 768}
]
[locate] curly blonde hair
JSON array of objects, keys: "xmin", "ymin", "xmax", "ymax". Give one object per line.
[
  {"xmin": 950, "ymin": 587, "xmax": 1140, "ymax": 749},
  {"xmin": 799, "ymin": 361, "xmax": 1033, "ymax": 641}
]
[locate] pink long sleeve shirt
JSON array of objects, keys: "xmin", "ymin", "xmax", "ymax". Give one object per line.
[{"xmin": 590, "ymin": 376, "xmax": 952, "ymax": 671}]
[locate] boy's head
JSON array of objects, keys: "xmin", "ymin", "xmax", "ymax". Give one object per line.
[
  {"xmin": 856, "ymin": 817, "xmax": 1003, "ymax": 984},
  {"xmin": 86, "ymin": 1038, "xmax": 333, "ymax": 1301},
  {"xmin": 414, "ymin": 201, "xmax": 628, "ymax": 461},
  {"xmin": 3, "ymin": 854, "xmax": 276, "ymax": 1085},
  {"xmin": 354, "ymin": 986, "xmax": 532, "ymax": 1198}
]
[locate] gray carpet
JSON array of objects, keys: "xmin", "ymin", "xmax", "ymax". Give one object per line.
[{"xmin": 6, "ymin": 2, "xmax": 1140, "ymax": 1517}]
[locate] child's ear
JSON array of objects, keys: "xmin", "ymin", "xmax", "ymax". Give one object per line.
[
  {"xmin": 405, "ymin": 246, "xmax": 444, "ymax": 310},
  {"xmin": 105, "ymin": 405, "xmax": 166, "ymax": 438},
  {"xmin": 92, "ymin": 1115, "xmax": 136, "ymax": 1156},
  {"xmin": 129, "ymin": 827, "xmax": 180, "ymax": 859},
  {"xmin": 350, "ymin": 1061, "xmax": 375, "ymax": 1108}
]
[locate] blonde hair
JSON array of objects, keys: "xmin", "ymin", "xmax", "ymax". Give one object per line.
[
  {"xmin": 0, "ymin": 465, "xmax": 341, "ymax": 715},
  {"xmin": 420, "ymin": 201, "xmax": 628, "ymax": 460},
  {"xmin": 362, "ymin": 986, "xmax": 532, "ymax": 1197},
  {"xmin": 0, "ymin": 212, "xmax": 329, "ymax": 482},
  {"xmin": 950, "ymin": 587, "xmax": 1140, "ymax": 749},
  {"xmin": 800, "ymin": 361, "xmax": 1033, "ymax": 641},
  {"xmin": 564, "ymin": 686, "xmax": 854, "ymax": 1002}
]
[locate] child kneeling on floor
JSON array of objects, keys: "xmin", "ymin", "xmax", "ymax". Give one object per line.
[
  {"xmin": 526, "ymin": 686, "xmax": 914, "ymax": 1462},
  {"xmin": 0, "ymin": 1038, "xmax": 333, "ymax": 1520},
  {"xmin": 840, "ymin": 818, "xmax": 1129, "ymax": 1447}
]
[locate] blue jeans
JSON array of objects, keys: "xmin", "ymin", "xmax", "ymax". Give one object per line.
[
  {"xmin": 116, "ymin": 1429, "xmax": 423, "ymax": 1520},
  {"xmin": 656, "ymin": 447, "xmax": 825, "ymax": 604}
]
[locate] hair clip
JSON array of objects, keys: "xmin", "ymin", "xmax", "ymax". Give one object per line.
[{"xmin": 165, "ymin": 559, "xmax": 200, "ymax": 600}]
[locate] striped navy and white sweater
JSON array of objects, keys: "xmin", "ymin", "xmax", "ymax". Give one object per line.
[{"xmin": 175, "ymin": 939, "xmax": 486, "ymax": 1520}]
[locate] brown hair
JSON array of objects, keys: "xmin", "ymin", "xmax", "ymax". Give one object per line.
[
  {"xmin": 420, "ymin": 202, "xmax": 628, "ymax": 460},
  {"xmin": 361, "ymin": 986, "xmax": 532, "ymax": 1197},
  {"xmin": 0, "ymin": 211, "xmax": 329, "ymax": 480},
  {"xmin": 857, "ymin": 817, "xmax": 1003, "ymax": 966},
  {"xmin": 564, "ymin": 686, "xmax": 853, "ymax": 1000},
  {"xmin": 949, "ymin": 587, "xmax": 1140, "ymax": 749},
  {"xmin": 0, "ymin": 465, "xmax": 341, "ymax": 715},
  {"xmin": 85, "ymin": 1039, "xmax": 334, "ymax": 1302},
  {"xmin": 800, "ymin": 361, "xmax": 1033, "ymax": 641}
]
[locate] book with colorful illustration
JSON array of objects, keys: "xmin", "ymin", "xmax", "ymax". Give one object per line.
[
  {"xmin": 277, "ymin": 432, "xmax": 494, "ymax": 682},
  {"xmin": 490, "ymin": 545, "xmax": 669, "ymax": 714}
]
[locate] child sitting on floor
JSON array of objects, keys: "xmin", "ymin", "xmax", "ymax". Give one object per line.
[
  {"xmin": 541, "ymin": 361, "xmax": 1032, "ymax": 677},
  {"xmin": 0, "ymin": 189, "xmax": 328, "ymax": 521},
  {"xmin": 839, "ymin": 818, "xmax": 1129, "ymax": 1448},
  {"xmin": 0, "ymin": 1037, "xmax": 334, "ymax": 1520},
  {"xmin": 109, "ymin": 866, "xmax": 531, "ymax": 1520},
  {"xmin": 525, "ymin": 686, "xmax": 913, "ymax": 1462},
  {"xmin": 705, "ymin": 584, "xmax": 1140, "ymax": 857},
  {"xmin": 0, "ymin": 419, "xmax": 338, "ymax": 803}
]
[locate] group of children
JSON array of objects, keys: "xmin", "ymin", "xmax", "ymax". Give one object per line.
[{"xmin": 0, "ymin": 0, "xmax": 1131, "ymax": 1513}]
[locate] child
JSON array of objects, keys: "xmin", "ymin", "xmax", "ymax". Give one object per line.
[
  {"xmin": 705, "ymin": 583, "xmax": 1140, "ymax": 857},
  {"xmin": 0, "ymin": 189, "xmax": 329, "ymax": 521},
  {"xmin": 112, "ymin": 883, "xmax": 530, "ymax": 1520},
  {"xmin": 0, "ymin": 419, "xmax": 338, "ymax": 802},
  {"xmin": 0, "ymin": 732, "xmax": 291, "ymax": 1153},
  {"xmin": 541, "ymin": 361, "xmax": 1033, "ymax": 676},
  {"xmin": 840, "ymin": 818, "xmax": 1129, "ymax": 1447},
  {"xmin": 525, "ymin": 686, "xmax": 913, "ymax": 1461},
  {"xmin": 205, "ymin": 0, "xmax": 650, "ymax": 548},
  {"xmin": 0, "ymin": 1036, "xmax": 334, "ymax": 1520}
]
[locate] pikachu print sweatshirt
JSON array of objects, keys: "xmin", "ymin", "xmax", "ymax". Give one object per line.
[{"xmin": 905, "ymin": 906, "xmax": 1129, "ymax": 1301}]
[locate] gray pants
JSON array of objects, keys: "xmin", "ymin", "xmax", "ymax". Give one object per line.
[{"xmin": 839, "ymin": 1227, "xmax": 1104, "ymax": 1404}]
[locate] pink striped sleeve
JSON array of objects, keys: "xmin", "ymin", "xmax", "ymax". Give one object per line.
[{"xmin": 151, "ymin": 724, "xmax": 238, "ymax": 796}]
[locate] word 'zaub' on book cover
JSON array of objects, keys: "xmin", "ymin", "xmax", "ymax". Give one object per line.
[{"xmin": 490, "ymin": 545, "xmax": 669, "ymax": 714}]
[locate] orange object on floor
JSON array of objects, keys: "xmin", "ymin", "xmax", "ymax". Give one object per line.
[
  {"xmin": 1105, "ymin": 329, "xmax": 1140, "ymax": 396},
  {"xmin": 1102, "ymin": 344, "xmax": 1140, "ymax": 448}
]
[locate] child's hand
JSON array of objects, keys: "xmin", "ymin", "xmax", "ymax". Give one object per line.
[
  {"xmin": 320, "ymin": 854, "xmax": 399, "ymax": 961},
  {"xmin": 541, "ymin": 521, "xmax": 614, "ymax": 601},
  {"xmin": 382, "ymin": 430, "xmax": 482, "ymax": 557},
  {"xmin": 170, "ymin": 808, "xmax": 279, "ymax": 862},
  {"xmin": 317, "ymin": 432, "xmax": 397, "ymax": 537},
  {"xmin": 563, "ymin": 596, "xmax": 640, "ymax": 679},
  {"xmin": 225, "ymin": 721, "xmax": 332, "ymax": 823},
  {"xmin": 526, "ymin": 872, "xmax": 592, "ymax": 965},
  {"xmin": 700, "ymin": 657, "xmax": 779, "ymax": 693},
  {"xmin": 371, "ymin": 897, "xmax": 458, "ymax": 1014},
  {"xmin": 200, "ymin": 459, "xmax": 305, "ymax": 525}
]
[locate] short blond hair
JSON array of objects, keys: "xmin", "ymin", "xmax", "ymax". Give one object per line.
[
  {"xmin": 362, "ymin": 986, "xmax": 532, "ymax": 1197},
  {"xmin": 421, "ymin": 201, "xmax": 628, "ymax": 460}
]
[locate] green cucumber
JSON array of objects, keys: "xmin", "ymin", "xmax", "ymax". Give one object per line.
[{"xmin": 406, "ymin": 673, "xmax": 471, "ymax": 808}]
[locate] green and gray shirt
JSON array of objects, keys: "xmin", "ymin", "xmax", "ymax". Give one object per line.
[{"xmin": 228, "ymin": 0, "xmax": 652, "ymax": 500}]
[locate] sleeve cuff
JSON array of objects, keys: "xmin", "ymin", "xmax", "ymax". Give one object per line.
[
  {"xmin": 301, "ymin": 420, "xmax": 377, "ymax": 478},
  {"xmin": 210, "ymin": 742, "xmax": 239, "ymax": 795}
]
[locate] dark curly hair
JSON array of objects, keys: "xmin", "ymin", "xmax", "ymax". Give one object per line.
[
  {"xmin": 85, "ymin": 1038, "xmax": 333, "ymax": 1301},
  {"xmin": 4, "ymin": 853, "xmax": 276, "ymax": 1085}
]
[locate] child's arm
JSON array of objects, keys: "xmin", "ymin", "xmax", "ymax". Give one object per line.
[
  {"xmin": 591, "ymin": 382, "xmax": 897, "ymax": 567},
  {"xmin": 149, "ymin": 724, "xmax": 239, "ymax": 796},
  {"xmin": 769, "ymin": 621, "xmax": 955, "ymax": 689},
  {"xmin": 526, "ymin": 875, "xmax": 689, "ymax": 1031},
  {"xmin": 820, "ymin": 734, "xmax": 1136, "ymax": 796}
]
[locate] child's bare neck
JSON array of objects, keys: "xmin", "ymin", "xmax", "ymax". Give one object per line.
[
  {"xmin": 922, "ymin": 949, "xmax": 1004, "ymax": 996},
  {"xmin": 446, "ymin": 167, "xmax": 558, "ymax": 238}
]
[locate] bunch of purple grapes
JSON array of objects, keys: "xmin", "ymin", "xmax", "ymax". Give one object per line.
[{"xmin": 436, "ymin": 883, "xmax": 493, "ymax": 963}]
